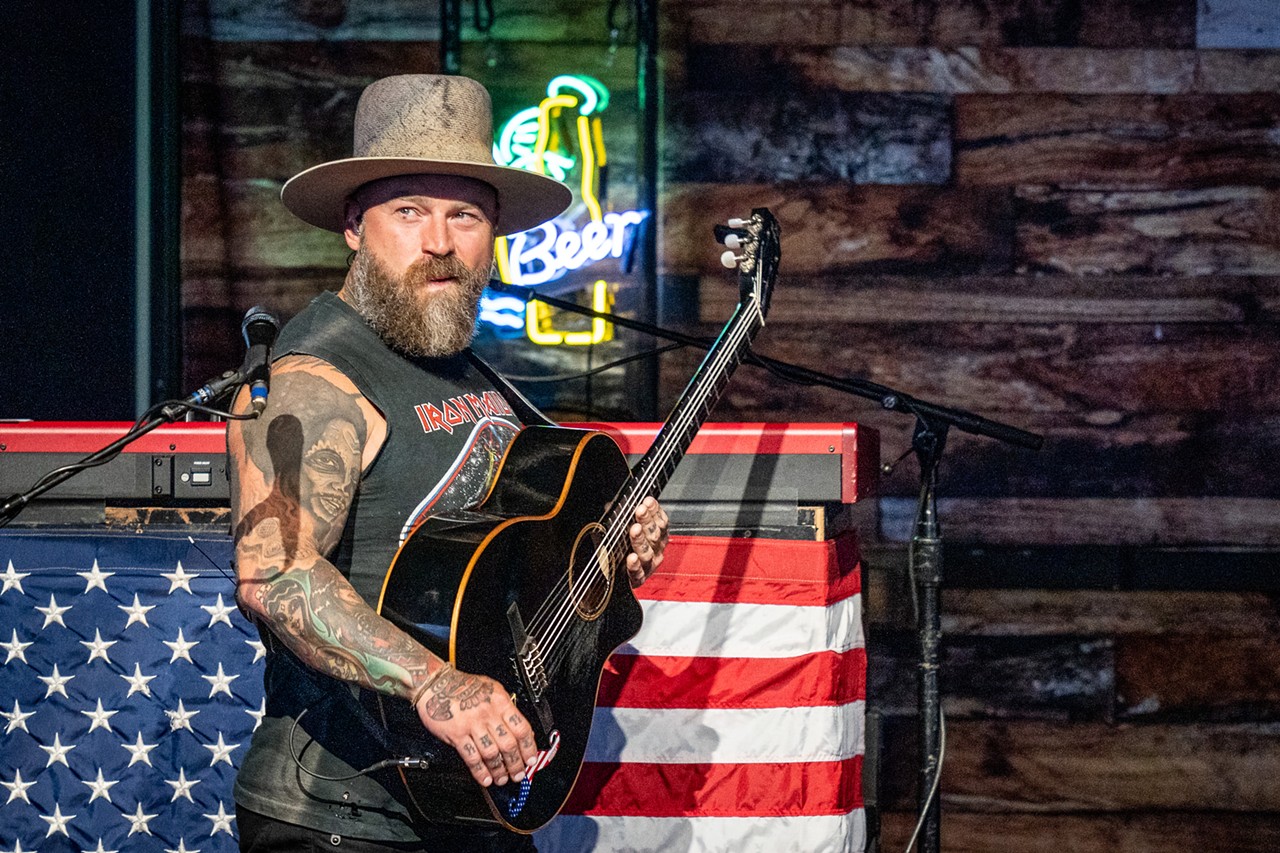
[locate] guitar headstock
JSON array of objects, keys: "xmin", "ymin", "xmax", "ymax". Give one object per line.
[{"xmin": 714, "ymin": 208, "xmax": 780, "ymax": 320}]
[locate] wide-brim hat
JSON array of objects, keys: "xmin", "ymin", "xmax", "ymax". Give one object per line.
[{"xmin": 281, "ymin": 74, "xmax": 572, "ymax": 237}]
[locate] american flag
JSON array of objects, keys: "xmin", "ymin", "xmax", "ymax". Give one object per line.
[
  {"xmin": 0, "ymin": 529, "xmax": 259, "ymax": 853},
  {"xmin": 1, "ymin": 529, "xmax": 864, "ymax": 853}
]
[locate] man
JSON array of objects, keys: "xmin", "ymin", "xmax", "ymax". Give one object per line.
[{"xmin": 228, "ymin": 75, "xmax": 669, "ymax": 852}]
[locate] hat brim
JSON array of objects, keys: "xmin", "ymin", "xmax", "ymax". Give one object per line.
[{"xmin": 280, "ymin": 157, "xmax": 573, "ymax": 237}]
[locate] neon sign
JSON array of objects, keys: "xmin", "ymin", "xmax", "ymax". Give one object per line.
[{"xmin": 482, "ymin": 74, "xmax": 646, "ymax": 346}]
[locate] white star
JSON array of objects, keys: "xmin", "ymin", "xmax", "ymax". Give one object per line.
[
  {"xmin": 162, "ymin": 560, "xmax": 199, "ymax": 594},
  {"xmin": 246, "ymin": 637, "xmax": 265, "ymax": 663},
  {"xmin": 118, "ymin": 593, "xmax": 156, "ymax": 629},
  {"xmin": 124, "ymin": 802, "xmax": 158, "ymax": 836},
  {"xmin": 165, "ymin": 767, "xmax": 201, "ymax": 803},
  {"xmin": 77, "ymin": 559, "xmax": 115, "ymax": 593},
  {"xmin": 202, "ymin": 732, "xmax": 239, "ymax": 767},
  {"xmin": 200, "ymin": 594, "xmax": 236, "ymax": 628},
  {"xmin": 165, "ymin": 840, "xmax": 201, "ymax": 853},
  {"xmin": 246, "ymin": 698, "xmax": 266, "ymax": 731},
  {"xmin": 164, "ymin": 628, "xmax": 199, "ymax": 663},
  {"xmin": 81, "ymin": 698, "xmax": 120, "ymax": 733},
  {"xmin": 86, "ymin": 840, "xmax": 119, "ymax": 853},
  {"xmin": 2, "ymin": 768, "xmax": 36, "ymax": 804},
  {"xmin": 39, "ymin": 732, "xmax": 76, "ymax": 767},
  {"xmin": 1, "ymin": 700, "xmax": 35, "ymax": 734},
  {"xmin": 0, "ymin": 840, "xmax": 30, "ymax": 853},
  {"xmin": 82, "ymin": 767, "xmax": 120, "ymax": 804},
  {"xmin": 203, "ymin": 801, "xmax": 235, "ymax": 836},
  {"xmin": 36, "ymin": 594, "xmax": 71, "ymax": 628},
  {"xmin": 1, "ymin": 560, "xmax": 30, "ymax": 595},
  {"xmin": 38, "ymin": 663, "xmax": 74, "ymax": 698},
  {"xmin": 80, "ymin": 628, "xmax": 119, "ymax": 664},
  {"xmin": 202, "ymin": 662, "xmax": 240, "ymax": 698},
  {"xmin": 39, "ymin": 802, "xmax": 75, "ymax": 838},
  {"xmin": 121, "ymin": 662, "xmax": 157, "ymax": 697},
  {"xmin": 165, "ymin": 698, "xmax": 199, "ymax": 732},
  {"xmin": 2, "ymin": 629, "xmax": 33, "ymax": 664},
  {"xmin": 122, "ymin": 732, "xmax": 158, "ymax": 767}
]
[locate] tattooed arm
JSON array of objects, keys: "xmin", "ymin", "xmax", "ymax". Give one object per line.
[{"xmin": 229, "ymin": 355, "xmax": 537, "ymax": 787}]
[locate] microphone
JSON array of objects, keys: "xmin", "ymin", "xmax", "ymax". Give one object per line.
[{"xmin": 240, "ymin": 307, "xmax": 280, "ymax": 415}]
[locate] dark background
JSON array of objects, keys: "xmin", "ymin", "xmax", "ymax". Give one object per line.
[{"xmin": 0, "ymin": 1, "xmax": 139, "ymax": 420}]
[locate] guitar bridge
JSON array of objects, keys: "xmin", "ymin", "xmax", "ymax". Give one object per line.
[{"xmin": 506, "ymin": 602, "xmax": 554, "ymax": 732}]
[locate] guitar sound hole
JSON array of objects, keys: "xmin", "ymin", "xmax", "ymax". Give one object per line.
[{"xmin": 568, "ymin": 523, "xmax": 612, "ymax": 621}]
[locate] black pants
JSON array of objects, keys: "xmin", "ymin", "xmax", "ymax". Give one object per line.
[{"xmin": 237, "ymin": 806, "xmax": 538, "ymax": 853}]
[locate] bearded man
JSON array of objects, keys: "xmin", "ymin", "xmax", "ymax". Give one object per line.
[{"xmin": 228, "ymin": 75, "xmax": 668, "ymax": 853}]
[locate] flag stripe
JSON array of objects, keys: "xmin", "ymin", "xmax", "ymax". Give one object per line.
[
  {"xmin": 599, "ymin": 647, "xmax": 867, "ymax": 708},
  {"xmin": 618, "ymin": 595, "xmax": 863, "ymax": 658},
  {"xmin": 537, "ymin": 810, "xmax": 867, "ymax": 853},
  {"xmin": 636, "ymin": 535, "xmax": 862, "ymax": 606},
  {"xmin": 584, "ymin": 701, "xmax": 865, "ymax": 764},
  {"xmin": 565, "ymin": 756, "xmax": 864, "ymax": 817}
]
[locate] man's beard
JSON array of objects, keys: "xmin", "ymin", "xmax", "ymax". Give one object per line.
[{"xmin": 345, "ymin": 246, "xmax": 490, "ymax": 358}]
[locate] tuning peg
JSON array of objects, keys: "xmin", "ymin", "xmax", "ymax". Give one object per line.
[
  {"xmin": 720, "ymin": 249, "xmax": 741, "ymax": 269},
  {"xmin": 727, "ymin": 217, "xmax": 749, "ymax": 228},
  {"xmin": 723, "ymin": 233, "xmax": 742, "ymax": 250}
]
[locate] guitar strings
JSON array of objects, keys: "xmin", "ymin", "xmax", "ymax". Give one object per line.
[
  {"xmin": 526, "ymin": 301, "xmax": 765, "ymax": 675},
  {"xmin": 529, "ymin": 300, "xmax": 764, "ymax": 665}
]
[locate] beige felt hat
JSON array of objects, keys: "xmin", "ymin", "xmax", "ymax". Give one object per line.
[{"xmin": 280, "ymin": 74, "xmax": 572, "ymax": 236}]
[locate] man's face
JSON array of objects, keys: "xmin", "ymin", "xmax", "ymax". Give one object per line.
[{"xmin": 341, "ymin": 174, "xmax": 497, "ymax": 357}]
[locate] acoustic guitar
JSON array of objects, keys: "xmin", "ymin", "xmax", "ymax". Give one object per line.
[{"xmin": 375, "ymin": 208, "xmax": 780, "ymax": 832}]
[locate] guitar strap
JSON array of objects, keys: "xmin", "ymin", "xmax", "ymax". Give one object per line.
[{"xmin": 465, "ymin": 348, "xmax": 557, "ymax": 427}]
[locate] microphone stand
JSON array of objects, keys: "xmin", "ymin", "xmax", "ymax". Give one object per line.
[
  {"xmin": 490, "ymin": 280, "xmax": 1043, "ymax": 853},
  {"xmin": 0, "ymin": 368, "xmax": 248, "ymax": 527}
]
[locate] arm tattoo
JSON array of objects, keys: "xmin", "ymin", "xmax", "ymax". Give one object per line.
[
  {"xmin": 423, "ymin": 669, "xmax": 495, "ymax": 722},
  {"xmin": 232, "ymin": 366, "xmax": 436, "ymax": 698}
]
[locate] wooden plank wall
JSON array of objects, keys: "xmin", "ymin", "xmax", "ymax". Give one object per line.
[{"xmin": 180, "ymin": 1, "xmax": 1280, "ymax": 850}]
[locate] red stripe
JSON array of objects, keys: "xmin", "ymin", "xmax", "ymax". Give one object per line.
[
  {"xmin": 0, "ymin": 421, "xmax": 228, "ymax": 454},
  {"xmin": 599, "ymin": 648, "xmax": 867, "ymax": 709},
  {"xmin": 564, "ymin": 756, "xmax": 863, "ymax": 817},
  {"xmin": 635, "ymin": 533, "xmax": 862, "ymax": 606}
]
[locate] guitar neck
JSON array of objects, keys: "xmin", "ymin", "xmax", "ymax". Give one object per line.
[{"xmin": 602, "ymin": 299, "xmax": 765, "ymax": 550}]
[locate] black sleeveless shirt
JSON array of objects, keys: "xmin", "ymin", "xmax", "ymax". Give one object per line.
[{"xmin": 234, "ymin": 291, "xmax": 525, "ymax": 840}]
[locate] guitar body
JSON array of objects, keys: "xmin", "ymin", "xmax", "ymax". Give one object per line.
[{"xmin": 375, "ymin": 425, "xmax": 642, "ymax": 832}]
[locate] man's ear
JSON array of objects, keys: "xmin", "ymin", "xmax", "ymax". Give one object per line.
[{"xmin": 342, "ymin": 202, "xmax": 363, "ymax": 251}]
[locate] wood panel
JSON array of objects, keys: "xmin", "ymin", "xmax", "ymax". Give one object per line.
[
  {"xmin": 868, "ymin": 634, "xmax": 1114, "ymax": 719},
  {"xmin": 956, "ymin": 94, "xmax": 1280, "ymax": 187},
  {"xmin": 696, "ymin": 45, "xmax": 1280, "ymax": 96},
  {"xmin": 1015, "ymin": 185, "xmax": 1280, "ymax": 275},
  {"xmin": 877, "ymin": 497, "xmax": 1280, "ymax": 546},
  {"xmin": 672, "ymin": 0, "xmax": 1196, "ymax": 48},
  {"xmin": 661, "ymin": 183, "xmax": 1015, "ymax": 276},
  {"xmin": 1115, "ymin": 633, "xmax": 1280, "ymax": 717},
  {"xmin": 674, "ymin": 321, "xmax": 1280, "ymax": 417},
  {"xmin": 666, "ymin": 90, "xmax": 950, "ymax": 184},
  {"xmin": 876, "ymin": 811, "xmax": 1280, "ymax": 853},
  {"xmin": 1197, "ymin": 0, "xmax": 1280, "ymax": 49},
  {"xmin": 698, "ymin": 273, "xmax": 1280, "ymax": 324},
  {"xmin": 863, "ymin": 558, "xmax": 1280, "ymax": 637},
  {"xmin": 930, "ymin": 720, "xmax": 1280, "ymax": 812}
]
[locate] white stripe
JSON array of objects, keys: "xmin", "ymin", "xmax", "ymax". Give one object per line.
[
  {"xmin": 537, "ymin": 810, "xmax": 866, "ymax": 853},
  {"xmin": 617, "ymin": 595, "xmax": 863, "ymax": 658},
  {"xmin": 585, "ymin": 701, "xmax": 865, "ymax": 764}
]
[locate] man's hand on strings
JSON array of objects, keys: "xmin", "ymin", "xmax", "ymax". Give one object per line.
[{"xmin": 626, "ymin": 496, "xmax": 670, "ymax": 588}]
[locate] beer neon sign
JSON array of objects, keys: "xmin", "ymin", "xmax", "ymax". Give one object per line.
[{"xmin": 481, "ymin": 75, "xmax": 645, "ymax": 346}]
